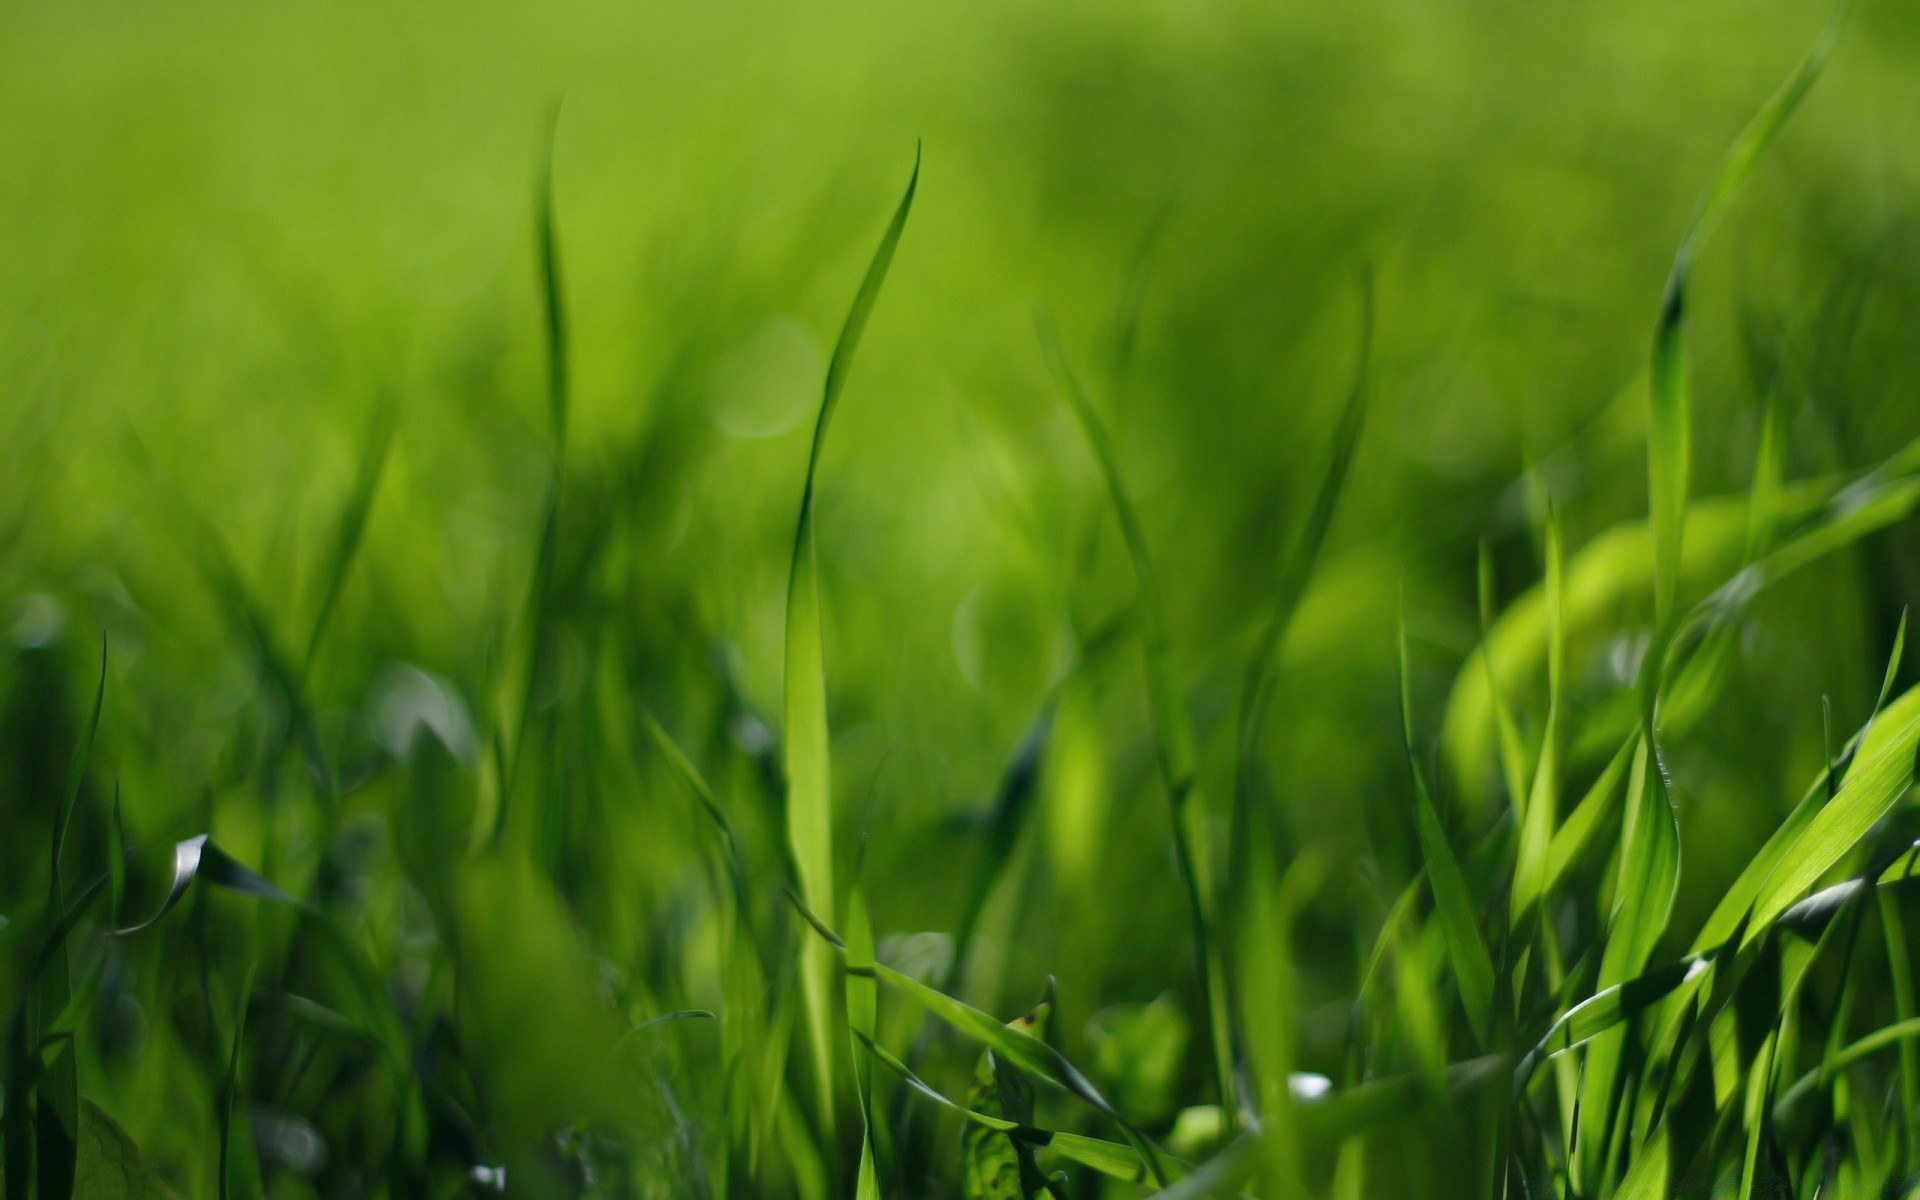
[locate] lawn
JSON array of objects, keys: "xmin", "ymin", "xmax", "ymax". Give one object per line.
[{"xmin": 4, "ymin": 0, "xmax": 1920, "ymax": 1196}]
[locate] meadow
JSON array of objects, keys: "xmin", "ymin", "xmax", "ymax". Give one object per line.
[{"xmin": 5, "ymin": 0, "xmax": 1920, "ymax": 1196}]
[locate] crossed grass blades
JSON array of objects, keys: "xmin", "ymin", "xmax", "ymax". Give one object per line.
[{"xmin": 8, "ymin": 8, "xmax": 1920, "ymax": 1200}]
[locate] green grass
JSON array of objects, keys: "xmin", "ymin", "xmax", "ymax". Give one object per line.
[{"xmin": 8, "ymin": 0, "xmax": 1920, "ymax": 1196}]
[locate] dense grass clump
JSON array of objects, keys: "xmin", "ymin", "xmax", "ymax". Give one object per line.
[{"xmin": 8, "ymin": 0, "xmax": 1920, "ymax": 1197}]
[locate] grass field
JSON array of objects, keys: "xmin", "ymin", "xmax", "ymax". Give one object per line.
[{"xmin": 6, "ymin": 0, "xmax": 1920, "ymax": 1196}]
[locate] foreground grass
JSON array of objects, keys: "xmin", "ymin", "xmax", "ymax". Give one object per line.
[{"xmin": 7, "ymin": 5, "xmax": 1920, "ymax": 1200}]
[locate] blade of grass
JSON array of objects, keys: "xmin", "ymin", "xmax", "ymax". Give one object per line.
[
  {"xmin": 1511, "ymin": 503, "xmax": 1566, "ymax": 928},
  {"xmin": 1041, "ymin": 313, "xmax": 1234, "ymax": 1137},
  {"xmin": 784, "ymin": 144, "xmax": 920, "ymax": 1135},
  {"xmin": 1397, "ymin": 602, "xmax": 1494, "ymax": 1047},
  {"xmin": 1648, "ymin": 0, "xmax": 1845, "ymax": 622},
  {"xmin": 36, "ymin": 636, "xmax": 104, "ymax": 1200}
]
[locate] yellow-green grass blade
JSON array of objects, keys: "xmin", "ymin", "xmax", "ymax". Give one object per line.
[
  {"xmin": 783, "ymin": 146, "xmax": 919, "ymax": 1133},
  {"xmin": 1648, "ymin": 0, "xmax": 1843, "ymax": 624},
  {"xmin": 847, "ymin": 887, "xmax": 881, "ymax": 1200},
  {"xmin": 1477, "ymin": 540, "xmax": 1531, "ymax": 818},
  {"xmin": 1692, "ymin": 621, "xmax": 1909, "ymax": 952}
]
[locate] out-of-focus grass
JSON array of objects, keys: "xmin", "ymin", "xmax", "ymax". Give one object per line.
[{"xmin": 5, "ymin": 0, "xmax": 1920, "ymax": 1196}]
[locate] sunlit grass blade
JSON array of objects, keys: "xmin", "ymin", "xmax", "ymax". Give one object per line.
[
  {"xmin": 1041, "ymin": 312, "xmax": 1233, "ymax": 1135},
  {"xmin": 1745, "ymin": 705, "xmax": 1920, "ymax": 940},
  {"xmin": 1396, "ymin": 605, "xmax": 1494, "ymax": 1046},
  {"xmin": 1694, "ymin": 623, "xmax": 1910, "ymax": 952},
  {"xmin": 784, "ymin": 144, "xmax": 920, "ymax": 1134}
]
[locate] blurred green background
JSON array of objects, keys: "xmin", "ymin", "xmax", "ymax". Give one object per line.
[{"xmin": 4, "ymin": 0, "xmax": 1920, "ymax": 1194}]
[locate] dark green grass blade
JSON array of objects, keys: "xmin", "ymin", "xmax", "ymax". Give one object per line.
[
  {"xmin": 537, "ymin": 101, "xmax": 568, "ymax": 451},
  {"xmin": 302, "ymin": 401, "xmax": 396, "ymax": 672},
  {"xmin": 217, "ymin": 964, "xmax": 257, "ymax": 1200},
  {"xmin": 949, "ymin": 702, "xmax": 1053, "ymax": 990},
  {"xmin": 1879, "ymin": 890, "xmax": 1920, "ymax": 1155},
  {"xmin": 1234, "ymin": 272, "xmax": 1372, "ymax": 809},
  {"xmin": 639, "ymin": 706, "xmax": 736, "ymax": 850},
  {"xmin": 1397, "ymin": 605, "xmax": 1494, "ymax": 1047},
  {"xmin": 37, "ymin": 638, "xmax": 105, "ymax": 1200},
  {"xmin": 784, "ymin": 143, "xmax": 919, "ymax": 1133},
  {"xmin": 1041, "ymin": 314, "xmax": 1233, "ymax": 1136}
]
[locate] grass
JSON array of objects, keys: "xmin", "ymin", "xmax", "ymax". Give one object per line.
[{"xmin": 7, "ymin": 0, "xmax": 1920, "ymax": 1197}]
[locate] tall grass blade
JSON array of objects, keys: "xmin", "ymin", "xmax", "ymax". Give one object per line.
[
  {"xmin": 784, "ymin": 144, "xmax": 920, "ymax": 1133},
  {"xmin": 1041, "ymin": 313, "xmax": 1233, "ymax": 1136},
  {"xmin": 1397, "ymin": 605, "xmax": 1494, "ymax": 1046}
]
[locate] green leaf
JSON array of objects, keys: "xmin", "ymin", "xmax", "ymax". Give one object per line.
[{"xmin": 783, "ymin": 144, "xmax": 919, "ymax": 1130}]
